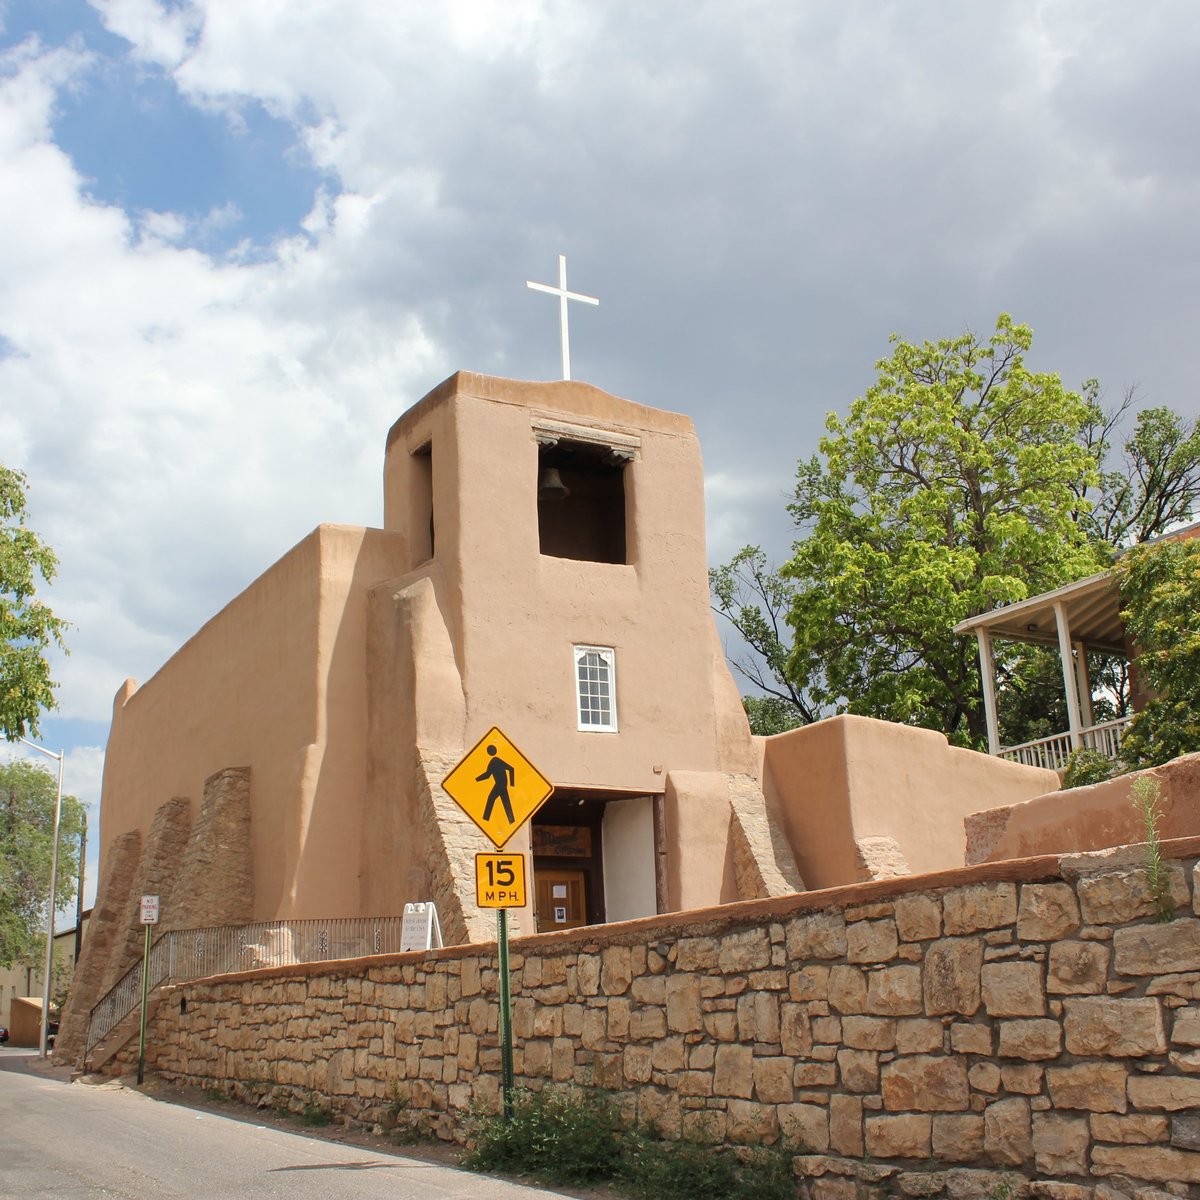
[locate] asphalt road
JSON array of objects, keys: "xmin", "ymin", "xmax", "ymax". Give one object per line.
[{"xmin": 0, "ymin": 1050, "xmax": 573, "ymax": 1199}]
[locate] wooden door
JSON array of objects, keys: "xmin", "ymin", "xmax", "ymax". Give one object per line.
[{"xmin": 535, "ymin": 869, "xmax": 588, "ymax": 933}]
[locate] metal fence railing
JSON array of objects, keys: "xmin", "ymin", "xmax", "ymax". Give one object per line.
[{"xmin": 85, "ymin": 916, "xmax": 407, "ymax": 1058}]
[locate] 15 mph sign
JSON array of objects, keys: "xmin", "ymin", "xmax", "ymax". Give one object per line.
[{"xmin": 475, "ymin": 853, "xmax": 527, "ymax": 909}]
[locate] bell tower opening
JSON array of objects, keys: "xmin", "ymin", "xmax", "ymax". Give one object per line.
[{"xmin": 536, "ymin": 439, "xmax": 628, "ymax": 564}]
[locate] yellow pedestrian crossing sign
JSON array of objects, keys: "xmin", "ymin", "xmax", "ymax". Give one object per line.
[{"xmin": 442, "ymin": 726, "xmax": 554, "ymax": 849}]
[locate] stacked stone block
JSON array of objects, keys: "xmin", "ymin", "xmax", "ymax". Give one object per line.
[{"xmin": 121, "ymin": 840, "xmax": 1200, "ymax": 1198}]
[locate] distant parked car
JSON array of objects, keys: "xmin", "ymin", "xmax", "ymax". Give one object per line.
[{"xmin": 0, "ymin": 1024, "xmax": 9, "ymax": 1045}]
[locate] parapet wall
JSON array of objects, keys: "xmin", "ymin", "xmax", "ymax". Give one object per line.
[{"xmin": 119, "ymin": 839, "xmax": 1200, "ymax": 1198}]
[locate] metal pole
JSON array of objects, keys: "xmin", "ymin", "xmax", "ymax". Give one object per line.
[
  {"xmin": 21, "ymin": 739, "xmax": 64, "ymax": 1061},
  {"xmin": 74, "ymin": 811, "xmax": 87, "ymax": 964},
  {"xmin": 496, "ymin": 909, "xmax": 514, "ymax": 1119},
  {"xmin": 137, "ymin": 923, "xmax": 151, "ymax": 1085}
]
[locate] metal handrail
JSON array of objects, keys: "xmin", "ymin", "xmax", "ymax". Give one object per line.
[
  {"xmin": 998, "ymin": 713, "xmax": 1135, "ymax": 771},
  {"xmin": 84, "ymin": 915, "xmax": 406, "ymax": 1057}
]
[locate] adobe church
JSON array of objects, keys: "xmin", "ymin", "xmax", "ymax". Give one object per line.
[{"xmin": 58, "ymin": 371, "xmax": 1059, "ymax": 1062}]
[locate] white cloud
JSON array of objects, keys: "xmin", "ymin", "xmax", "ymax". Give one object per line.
[{"xmin": 2, "ymin": 36, "xmax": 443, "ymax": 721}]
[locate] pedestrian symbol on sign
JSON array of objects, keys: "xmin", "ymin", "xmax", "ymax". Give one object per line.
[{"xmin": 477, "ymin": 745, "xmax": 516, "ymax": 823}]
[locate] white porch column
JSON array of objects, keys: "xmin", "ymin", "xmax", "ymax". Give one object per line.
[
  {"xmin": 1073, "ymin": 639, "xmax": 1094, "ymax": 730},
  {"xmin": 975, "ymin": 629, "xmax": 1001, "ymax": 755},
  {"xmin": 1054, "ymin": 601, "xmax": 1083, "ymax": 750}
]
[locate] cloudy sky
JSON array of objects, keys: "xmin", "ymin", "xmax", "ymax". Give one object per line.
[{"xmin": 3, "ymin": 0, "xmax": 1199, "ymax": 905}]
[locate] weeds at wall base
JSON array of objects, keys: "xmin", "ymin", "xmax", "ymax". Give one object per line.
[
  {"xmin": 462, "ymin": 1086, "xmax": 801, "ymax": 1199},
  {"xmin": 1131, "ymin": 776, "xmax": 1177, "ymax": 922}
]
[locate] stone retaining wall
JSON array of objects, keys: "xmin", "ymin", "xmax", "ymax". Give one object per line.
[{"xmin": 118, "ymin": 839, "xmax": 1200, "ymax": 1199}]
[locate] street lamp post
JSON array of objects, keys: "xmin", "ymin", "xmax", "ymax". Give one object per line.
[{"xmin": 19, "ymin": 737, "xmax": 64, "ymax": 1060}]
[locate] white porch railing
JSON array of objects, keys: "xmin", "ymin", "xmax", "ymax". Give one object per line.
[{"xmin": 998, "ymin": 714, "xmax": 1135, "ymax": 771}]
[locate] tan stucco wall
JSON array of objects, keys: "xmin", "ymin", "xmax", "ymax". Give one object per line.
[
  {"xmin": 759, "ymin": 715, "xmax": 1060, "ymax": 889},
  {"xmin": 965, "ymin": 752, "xmax": 1200, "ymax": 864},
  {"xmin": 663, "ymin": 770, "xmax": 740, "ymax": 911},
  {"xmin": 96, "ymin": 373, "xmax": 766, "ymax": 943},
  {"xmin": 98, "ymin": 524, "xmax": 407, "ymax": 920},
  {"xmin": 382, "ymin": 374, "xmax": 756, "ymax": 793}
]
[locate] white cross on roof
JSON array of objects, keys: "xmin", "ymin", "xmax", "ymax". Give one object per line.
[{"xmin": 525, "ymin": 254, "xmax": 599, "ymax": 381}]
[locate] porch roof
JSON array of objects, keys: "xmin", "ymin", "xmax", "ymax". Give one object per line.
[{"xmin": 952, "ymin": 570, "xmax": 1125, "ymax": 655}]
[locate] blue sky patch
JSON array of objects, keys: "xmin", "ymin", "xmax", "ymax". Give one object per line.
[{"xmin": 3, "ymin": 0, "xmax": 330, "ymax": 251}]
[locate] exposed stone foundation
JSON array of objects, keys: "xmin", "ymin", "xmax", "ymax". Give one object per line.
[
  {"xmin": 52, "ymin": 830, "xmax": 141, "ymax": 1064},
  {"xmin": 57, "ymin": 768, "xmax": 254, "ymax": 1061},
  {"xmin": 112, "ymin": 838, "xmax": 1200, "ymax": 1198}
]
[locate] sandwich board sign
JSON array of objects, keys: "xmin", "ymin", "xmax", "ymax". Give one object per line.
[
  {"xmin": 442, "ymin": 726, "xmax": 554, "ymax": 849},
  {"xmin": 399, "ymin": 902, "xmax": 443, "ymax": 952}
]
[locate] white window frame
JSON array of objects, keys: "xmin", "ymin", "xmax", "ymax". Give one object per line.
[{"xmin": 574, "ymin": 645, "xmax": 618, "ymax": 733}]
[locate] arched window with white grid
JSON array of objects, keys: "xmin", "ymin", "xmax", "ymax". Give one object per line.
[{"xmin": 573, "ymin": 645, "xmax": 617, "ymax": 732}]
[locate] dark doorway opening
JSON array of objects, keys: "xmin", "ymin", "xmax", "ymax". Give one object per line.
[{"xmin": 531, "ymin": 791, "xmax": 608, "ymax": 932}]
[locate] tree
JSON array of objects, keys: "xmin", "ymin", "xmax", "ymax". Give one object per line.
[
  {"xmin": 711, "ymin": 318, "xmax": 1200, "ymax": 746},
  {"xmin": 1, "ymin": 465, "xmax": 67, "ymax": 740},
  {"xmin": 1076, "ymin": 387, "xmax": 1200, "ymax": 547},
  {"xmin": 712, "ymin": 315, "xmax": 1109, "ymax": 744},
  {"xmin": 709, "ymin": 546, "xmax": 822, "ymax": 731},
  {"xmin": 1115, "ymin": 538, "xmax": 1200, "ymax": 767},
  {"xmin": 0, "ymin": 759, "xmax": 85, "ymax": 969},
  {"xmin": 784, "ymin": 315, "xmax": 1108, "ymax": 744}
]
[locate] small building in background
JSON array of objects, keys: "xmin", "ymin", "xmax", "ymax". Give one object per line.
[{"xmin": 1, "ymin": 909, "xmax": 90, "ymax": 1044}]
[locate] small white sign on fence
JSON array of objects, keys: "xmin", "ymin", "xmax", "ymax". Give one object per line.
[
  {"xmin": 140, "ymin": 895, "xmax": 160, "ymax": 925},
  {"xmin": 400, "ymin": 902, "xmax": 443, "ymax": 952}
]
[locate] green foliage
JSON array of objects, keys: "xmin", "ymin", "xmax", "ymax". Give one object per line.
[
  {"xmin": 782, "ymin": 314, "xmax": 1103, "ymax": 744},
  {"xmin": 1117, "ymin": 539, "xmax": 1200, "ymax": 766},
  {"xmin": 712, "ymin": 351, "xmax": 1199, "ymax": 750},
  {"xmin": 1, "ymin": 465, "xmax": 68, "ymax": 741},
  {"xmin": 1062, "ymin": 748, "xmax": 1120, "ymax": 789},
  {"xmin": 0, "ymin": 759, "xmax": 86, "ymax": 969},
  {"xmin": 301, "ymin": 1095, "xmax": 333, "ymax": 1125},
  {"xmin": 1078, "ymin": 389, "xmax": 1200, "ymax": 547},
  {"xmin": 463, "ymin": 1087, "xmax": 799, "ymax": 1198},
  {"xmin": 1131, "ymin": 776, "xmax": 1175, "ymax": 923},
  {"xmin": 620, "ymin": 1133, "xmax": 796, "ymax": 1200},
  {"xmin": 742, "ymin": 694, "xmax": 806, "ymax": 737},
  {"xmin": 462, "ymin": 1087, "xmax": 625, "ymax": 1184}
]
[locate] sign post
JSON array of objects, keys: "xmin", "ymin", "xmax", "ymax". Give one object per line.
[
  {"xmin": 474, "ymin": 851, "xmax": 527, "ymax": 1119},
  {"xmin": 496, "ymin": 909, "xmax": 515, "ymax": 1117},
  {"xmin": 443, "ymin": 727, "xmax": 553, "ymax": 1119},
  {"xmin": 137, "ymin": 894, "xmax": 159, "ymax": 1085}
]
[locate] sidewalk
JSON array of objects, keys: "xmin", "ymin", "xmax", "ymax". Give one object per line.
[{"xmin": 0, "ymin": 1046, "xmax": 76, "ymax": 1083}]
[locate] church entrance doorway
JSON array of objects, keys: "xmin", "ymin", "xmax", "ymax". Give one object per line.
[{"xmin": 530, "ymin": 789, "xmax": 661, "ymax": 934}]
